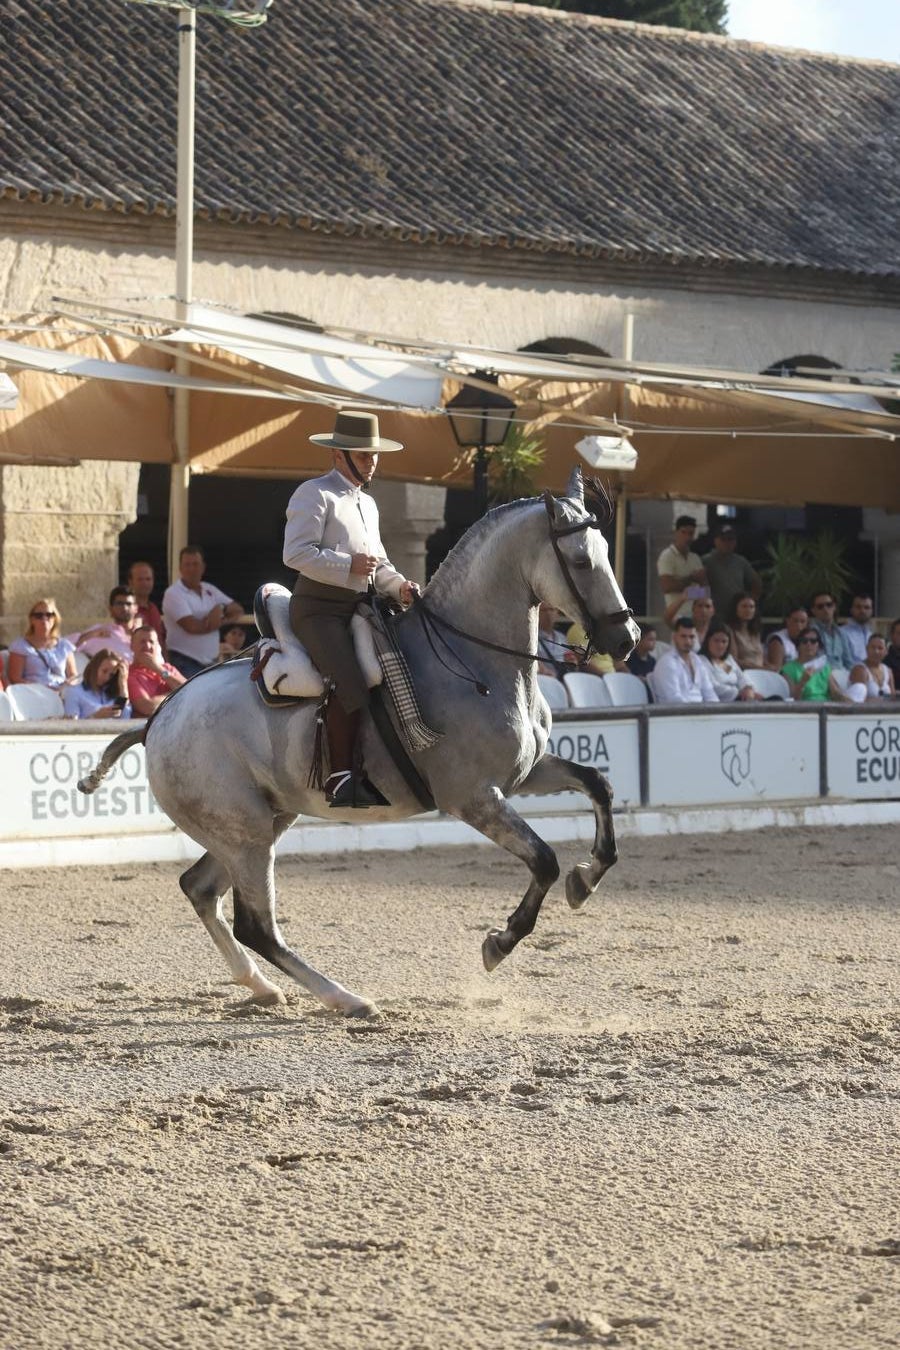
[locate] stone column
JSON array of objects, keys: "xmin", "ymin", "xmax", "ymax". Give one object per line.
[
  {"xmin": 0, "ymin": 462, "xmax": 140, "ymax": 643},
  {"xmin": 369, "ymin": 481, "xmax": 447, "ymax": 588}
]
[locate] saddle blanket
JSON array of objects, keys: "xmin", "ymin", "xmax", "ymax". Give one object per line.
[{"xmin": 253, "ymin": 583, "xmax": 381, "ymax": 700}]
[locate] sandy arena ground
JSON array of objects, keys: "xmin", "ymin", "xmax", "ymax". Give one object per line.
[{"xmin": 1, "ymin": 825, "xmax": 898, "ymax": 1350}]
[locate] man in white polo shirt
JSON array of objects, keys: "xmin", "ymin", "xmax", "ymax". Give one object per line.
[{"xmin": 162, "ymin": 545, "xmax": 243, "ymax": 678}]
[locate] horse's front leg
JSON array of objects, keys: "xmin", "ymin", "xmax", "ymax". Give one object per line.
[
  {"xmin": 459, "ymin": 787, "xmax": 560, "ymax": 971},
  {"xmin": 516, "ymin": 752, "xmax": 617, "ymax": 910}
]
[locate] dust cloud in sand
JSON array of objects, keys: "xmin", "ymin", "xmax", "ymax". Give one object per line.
[{"xmin": 1, "ymin": 826, "xmax": 898, "ymax": 1350}]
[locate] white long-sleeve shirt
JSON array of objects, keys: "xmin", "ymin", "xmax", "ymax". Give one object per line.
[
  {"xmin": 283, "ymin": 469, "xmax": 405, "ymax": 599},
  {"xmin": 653, "ymin": 648, "xmax": 719, "ymax": 704}
]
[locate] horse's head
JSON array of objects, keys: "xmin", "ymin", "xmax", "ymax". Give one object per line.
[{"xmin": 538, "ymin": 467, "xmax": 640, "ymax": 662}]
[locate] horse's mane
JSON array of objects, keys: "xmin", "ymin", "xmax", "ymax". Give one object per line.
[
  {"xmin": 425, "ymin": 479, "xmax": 613, "ymax": 597},
  {"xmin": 426, "ymin": 496, "xmax": 539, "ymax": 594}
]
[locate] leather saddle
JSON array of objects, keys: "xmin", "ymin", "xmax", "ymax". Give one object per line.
[{"xmin": 251, "ymin": 582, "xmax": 382, "ymax": 705}]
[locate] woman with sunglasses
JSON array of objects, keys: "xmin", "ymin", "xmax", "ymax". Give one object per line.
[
  {"xmin": 781, "ymin": 630, "xmax": 848, "ymax": 702},
  {"xmin": 7, "ymin": 598, "xmax": 77, "ymax": 688}
]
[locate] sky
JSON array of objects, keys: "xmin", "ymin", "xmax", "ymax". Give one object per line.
[{"xmin": 726, "ymin": 0, "xmax": 900, "ymax": 62}]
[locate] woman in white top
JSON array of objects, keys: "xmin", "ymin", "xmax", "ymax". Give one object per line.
[
  {"xmin": 765, "ymin": 605, "xmax": 809, "ymax": 671},
  {"xmin": 699, "ymin": 624, "xmax": 761, "ymax": 703},
  {"xmin": 7, "ymin": 597, "xmax": 77, "ymax": 688},
  {"xmin": 848, "ymin": 633, "xmax": 896, "ymax": 701}
]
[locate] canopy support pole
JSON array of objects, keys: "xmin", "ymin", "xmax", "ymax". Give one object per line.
[
  {"xmin": 614, "ymin": 313, "xmax": 633, "ymax": 588},
  {"xmin": 168, "ymin": 6, "xmax": 196, "ymax": 584}
]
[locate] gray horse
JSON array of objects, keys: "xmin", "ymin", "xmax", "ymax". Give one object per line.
[{"xmin": 80, "ymin": 468, "xmax": 639, "ymax": 1016}]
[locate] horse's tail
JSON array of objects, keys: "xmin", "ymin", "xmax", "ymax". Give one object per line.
[{"xmin": 77, "ymin": 727, "xmax": 146, "ymax": 795}]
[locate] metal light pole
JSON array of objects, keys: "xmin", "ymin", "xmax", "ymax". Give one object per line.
[
  {"xmin": 445, "ymin": 373, "xmax": 516, "ymax": 518},
  {"xmin": 123, "ymin": 1, "xmax": 274, "ymax": 582},
  {"xmin": 169, "ymin": 4, "xmax": 196, "ymax": 585}
]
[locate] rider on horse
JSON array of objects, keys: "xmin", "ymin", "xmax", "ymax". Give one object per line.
[{"xmin": 283, "ymin": 410, "xmax": 421, "ymax": 808}]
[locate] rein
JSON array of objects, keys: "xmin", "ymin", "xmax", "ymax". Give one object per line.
[{"xmin": 414, "ymin": 500, "xmax": 634, "ymax": 693}]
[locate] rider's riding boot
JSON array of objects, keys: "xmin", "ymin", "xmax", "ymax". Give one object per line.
[{"xmin": 324, "ymin": 702, "xmax": 391, "ymax": 809}]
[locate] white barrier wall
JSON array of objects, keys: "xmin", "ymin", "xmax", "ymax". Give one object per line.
[
  {"xmin": 648, "ymin": 713, "xmax": 820, "ymax": 807},
  {"xmin": 8, "ymin": 731, "xmax": 169, "ymax": 840},
  {"xmin": 827, "ymin": 714, "xmax": 900, "ymax": 798},
  {"xmin": 1, "ymin": 705, "xmax": 898, "ymax": 865}
]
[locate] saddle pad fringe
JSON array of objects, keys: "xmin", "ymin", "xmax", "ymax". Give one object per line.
[{"xmin": 367, "ymin": 617, "xmax": 443, "ymax": 754}]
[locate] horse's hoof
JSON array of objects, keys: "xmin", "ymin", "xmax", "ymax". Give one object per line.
[
  {"xmin": 344, "ymin": 999, "xmax": 381, "ymax": 1019},
  {"xmin": 482, "ymin": 930, "xmax": 507, "ymax": 972},
  {"xmin": 248, "ymin": 985, "xmax": 287, "ymax": 1007},
  {"xmin": 565, "ymin": 863, "xmax": 596, "ymax": 910}
]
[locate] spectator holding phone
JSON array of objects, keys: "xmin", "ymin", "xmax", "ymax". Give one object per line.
[{"xmin": 62, "ymin": 648, "xmax": 131, "ymax": 719}]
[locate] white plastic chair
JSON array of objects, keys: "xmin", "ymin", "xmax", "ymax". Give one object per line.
[
  {"xmin": 73, "ymin": 649, "xmax": 90, "ymax": 677},
  {"xmin": 603, "ymin": 671, "xmax": 649, "ymax": 707},
  {"xmin": 831, "ymin": 667, "xmax": 851, "ymax": 693},
  {"xmin": 6, "ymin": 684, "xmax": 66, "ymax": 720},
  {"xmin": 537, "ymin": 674, "xmax": 569, "ymax": 710},
  {"xmin": 742, "ymin": 669, "xmax": 791, "ymax": 701},
  {"xmin": 0, "ymin": 688, "xmax": 16, "ymax": 722},
  {"xmin": 562, "ymin": 672, "xmax": 612, "ymax": 709}
]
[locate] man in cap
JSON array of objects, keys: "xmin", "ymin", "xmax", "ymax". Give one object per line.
[
  {"xmin": 701, "ymin": 522, "xmax": 761, "ymax": 621},
  {"xmin": 283, "ymin": 411, "xmax": 421, "ymax": 808}
]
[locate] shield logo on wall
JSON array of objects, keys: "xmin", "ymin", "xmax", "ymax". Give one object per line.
[{"xmin": 721, "ymin": 729, "xmax": 752, "ymax": 787}]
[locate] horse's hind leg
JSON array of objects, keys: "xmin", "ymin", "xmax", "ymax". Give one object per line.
[
  {"xmin": 517, "ymin": 753, "xmax": 617, "ymax": 910},
  {"xmin": 227, "ymin": 843, "xmax": 378, "ymax": 1018},
  {"xmin": 179, "ymin": 853, "xmax": 286, "ymax": 1006},
  {"xmin": 460, "ymin": 787, "xmax": 560, "ymax": 972}
]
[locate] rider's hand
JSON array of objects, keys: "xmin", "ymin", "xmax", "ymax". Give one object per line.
[
  {"xmin": 399, "ymin": 581, "xmax": 421, "ymax": 606},
  {"xmin": 350, "ymin": 553, "xmax": 379, "ymax": 578}
]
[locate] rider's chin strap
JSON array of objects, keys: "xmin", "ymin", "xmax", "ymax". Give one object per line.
[{"xmin": 340, "ymin": 449, "xmax": 369, "ymax": 490}]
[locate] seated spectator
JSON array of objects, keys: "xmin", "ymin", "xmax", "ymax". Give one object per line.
[
  {"xmin": 128, "ymin": 626, "xmax": 186, "ymax": 716},
  {"xmin": 565, "ymin": 621, "xmax": 614, "ymax": 676},
  {"xmin": 219, "ymin": 623, "xmax": 248, "ymax": 661},
  {"xmin": 652, "ymin": 616, "xmax": 718, "ymax": 704},
  {"xmin": 885, "ymin": 618, "xmax": 900, "ymax": 681},
  {"xmin": 841, "ymin": 593, "xmax": 875, "ymax": 667},
  {"xmin": 698, "ymin": 623, "xmax": 762, "ymax": 703},
  {"xmin": 809, "ymin": 592, "xmax": 853, "ymax": 670},
  {"xmin": 725, "ymin": 592, "xmax": 767, "ymax": 670},
  {"xmin": 8, "ymin": 598, "xmax": 77, "ymax": 688},
  {"xmin": 765, "ymin": 605, "xmax": 808, "ymax": 671},
  {"xmin": 63, "ymin": 648, "xmax": 131, "ymax": 720},
  {"xmin": 536, "ymin": 603, "xmax": 573, "ymax": 679},
  {"xmin": 127, "ymin": 560, "xmax": 166, "ymax": 651},
  {"xmin": 781, "ymin": 629, "xmax": 847, "ymax": 701},
  {"xmin": 75, "ymin": 586, "xmax": 140, "ymax": 661},
  {"xmin": 623, "ymin": 625, "xmax": 657, "ymax": 681},
  {"xmin": 848, "ymin": 633, "xmax": 896, "ymax": 702},
  {"xmin": 162, "ymin": 545, "xmax": 243, "ymax": 677}
]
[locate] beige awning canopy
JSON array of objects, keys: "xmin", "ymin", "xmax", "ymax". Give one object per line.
[{"xmin": 1, "ymin": 308, "xmax": 899, "ymax": 509}]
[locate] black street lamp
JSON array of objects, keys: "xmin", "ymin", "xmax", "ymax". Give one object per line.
[{"xmin": 445, "ymin": 372, "xmax": 516, "ymax": 517}]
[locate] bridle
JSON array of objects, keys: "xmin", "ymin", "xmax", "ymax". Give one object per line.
[
  {"xmin": 415, "ymin": 497, "xmax": 635, "ymax": 694},
  {"xmin": 543, "ymin": 493, "xmax": 634, "ymax": 645}
]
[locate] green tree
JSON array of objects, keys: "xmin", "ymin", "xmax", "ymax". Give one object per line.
[{"xmin": 516, "ymin": 1, "xmax": 728, "ymax": 34}]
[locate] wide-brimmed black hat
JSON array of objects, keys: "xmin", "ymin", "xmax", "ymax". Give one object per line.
[{"xmin": 309, "ymin": 411, "xmax": 403, "ymax": 453}]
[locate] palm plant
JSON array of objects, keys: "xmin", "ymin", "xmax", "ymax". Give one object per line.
[
  {"xmin": 488, "ymin": 428, "xmax": 546, "ymax": 504},
  {"xmin": 762, "ymin": 531, "xmax": 856, "ymax": 614}
]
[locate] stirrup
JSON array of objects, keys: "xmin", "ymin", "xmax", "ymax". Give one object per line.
[{"xmin": 325, "ymin": 771, "xmax": 390, "ymax": 809}]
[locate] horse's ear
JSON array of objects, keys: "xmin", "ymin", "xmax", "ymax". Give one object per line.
[
  {"xmin": 565, "ymin": 464, "xmax": 585, "ymax": 503},
  {"xmin": 542, "ymin": 488, "xmax": 565, "ymax": 527}
]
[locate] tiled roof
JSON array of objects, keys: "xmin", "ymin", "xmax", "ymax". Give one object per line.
[{"xmin": 3, "ymin": 0, "xmax": 899, "ymax": 279}]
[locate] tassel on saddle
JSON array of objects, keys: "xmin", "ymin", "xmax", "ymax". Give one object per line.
[{"xmin": 306, "ymin": 682, "xmax": 332, "ymax": 791}]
